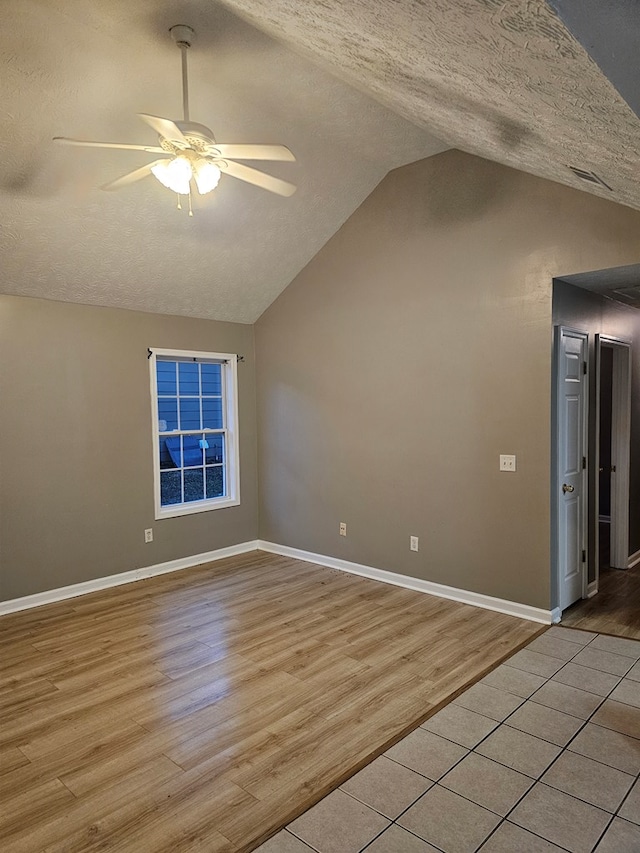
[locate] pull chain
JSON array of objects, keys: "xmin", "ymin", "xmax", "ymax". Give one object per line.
[{"xmin": 175, "ymin": 193, "xmax": 194, "ymax": 216}]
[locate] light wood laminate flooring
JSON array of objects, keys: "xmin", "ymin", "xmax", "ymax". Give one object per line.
[
  {"xmin": 561, "ymin": 563, "xmax": 640, "ymax": 639},
  {"xmin": 561, "ymin": 522, "xmax": 640, "ymax": 639},
  {"xmin": 0, "ymin": 551, "xmax": 543, "ymax": 852}
]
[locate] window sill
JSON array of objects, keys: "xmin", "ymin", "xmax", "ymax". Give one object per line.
[{"xmin": 155, "ymin": 497, "xmax": 240, "ymax": 520}]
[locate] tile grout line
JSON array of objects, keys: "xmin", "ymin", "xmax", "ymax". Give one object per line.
[
  {"xmin": 615, "ymin": 780, "xmax": 639, "ymax": 818},
  {"xmin": 283, "ymin": 827, "xmax": 321, "ymax": 852},
  {"xmin": 357, "ymin": 821, "xmax": 440, "ymax": 853}
]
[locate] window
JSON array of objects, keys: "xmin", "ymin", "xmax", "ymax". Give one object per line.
[{"xmin": 150, "ymin": 349, "xmax": 240, "ymax": 518}]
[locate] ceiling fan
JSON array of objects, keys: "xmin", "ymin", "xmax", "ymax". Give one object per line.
[{"xmin": 53, "ymin": 25, "xmax": 296, "ymax": 213}]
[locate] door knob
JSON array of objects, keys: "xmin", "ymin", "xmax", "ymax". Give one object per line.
[{"xmin": 562, "ymin": 483, "xmax": 575, "ymax": 493}]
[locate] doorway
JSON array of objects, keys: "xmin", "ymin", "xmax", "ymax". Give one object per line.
[
  {"xmin": 551, "ymin": 274, "xmax": 639, "ymax": 636},
  {"xmin": 555, "ymin": 333, "xmax": 635, "ymax": 633},
  {"xmin": 552, "ymin": 329, "xmax": 633, "ymax": 616},
  {"xmin": 597, "ymin": 345, "xmax": 613, "ymax": 572},
  {"xmin": 595, "ymin": 336, "xmax": 632, "ymax": 579}
]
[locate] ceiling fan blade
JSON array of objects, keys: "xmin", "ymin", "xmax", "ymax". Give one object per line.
[
  {"xmin": 211, "ymin": 144, "xmax": 295, "ymax": 162},
  {"xmin": 219, "ymin": 160, "xmax": 297, "ymax": 197},
  {"xmin": 101, "ymin": 159, "xmax": 169, "ymax": 191},
  {"xmin": 53, "ymin": 137, "xmax": 165, "ymax": 153},
  {"xmin": 138, "ymin": 114, "xmax": 188, "ymax": 147}
]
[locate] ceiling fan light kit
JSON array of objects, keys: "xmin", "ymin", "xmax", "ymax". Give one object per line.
[
  {"xmin": 151, "ymin": 156, "xmax": 192, "ymax": 195},
  {"xmin": 53, "ymin": 25, "xmax": 296, "ymax": 214},
  {"xmin": 150, "ymin": 154, "xmax": 221, "ymax": 195}
]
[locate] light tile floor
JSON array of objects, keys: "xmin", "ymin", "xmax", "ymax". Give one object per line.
[{"xmin": 255, "ymin": 627, "xmax": 640, "ymax": 853}]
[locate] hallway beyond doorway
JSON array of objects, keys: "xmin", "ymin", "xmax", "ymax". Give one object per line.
[{"xmin": 561, "ymin": 548, "xmax": 640, "ymax": 639}]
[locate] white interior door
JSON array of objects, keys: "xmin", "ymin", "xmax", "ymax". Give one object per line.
[{"xmin": 557, "ymin": 328, "xmax": 588, "ymax": 612}]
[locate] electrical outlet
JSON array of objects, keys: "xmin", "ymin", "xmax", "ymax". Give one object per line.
[
  {"xmin": 410, "ymin": 536, "xmax": 419, "ymax": 552},
  {"xmin": 499, "ymin": 454, "xmax": 517, "ymax": 472},
  {"xmin": 339, "ymin": 522, "xmax": 347, "ymax": 537},
  {"xmin": 144, "ymin": 528, "xmax": 153, "ymax": 543}
]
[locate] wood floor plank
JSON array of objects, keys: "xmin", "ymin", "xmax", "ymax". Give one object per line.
[
  {"xmin": 0, "ymin": 676, "xmax": 59, "ymax": 713},
  {"xmin": 0, "ymin": 550, "xmax": 543, "ymax": 852},
  {"xmin": 30, "ymin": 764, "xmax": 250, "ymax": 853},
  {"xmin": 0, "ymin": 778, "xmax": 76, "ymax": 839},
  {"xmin": 18, "ymin": 716, "xmax": 150, "ymax": 764},
  {"xmin": 0, "ymin": 667, "xmax": 169, "ymax": 749},
  {"xmin": 0, "ymin": 745, "xmax": 30, "ymax": 777},
  {"xmin": 88, "ymin": 777, "xmax": 248, "ymax": 853},
  {"xmin": 0, "ymin": 718, "xmax": 162, "ymax": 799},
  {"xmin": 60, "ymin": 753, "xmax": 183, "ymax": 800},
  {"xmin": 6, "ymin": 757, "xmax": 193, "ymax": 853},
  {"xmin": 562, "ymin": 560, "xmax": 640, "ymax": 638}
]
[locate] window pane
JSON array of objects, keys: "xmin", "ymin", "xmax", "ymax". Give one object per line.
[
  {"xmin": 160, "ymin": 437, "xmax": 180, "ymax": 469},
  {"xmin": 160, "ymin": 470, "xmax": 181, "ymax": 505},
  {"xmin": 201, "ymin": 363, "xmax": 222, "ymax": 395},
  {"xmin": 202, "ymin": 398, "xmax": 223, "ymax": 429},
  {"xmin": 179, "ymin": 398, "xmax": 201, "ymax": 431},
  {"xmin": 156, "ymin": 361, "xmax": 177, "ymax": 395},
  {"xmin": 178, "ymin": 362, "xmax": 200, "ymax": 395},
  {"xmin": 183, "ymin": 468, "xmax": 204, "ymax": 503},
  {"xmin": 182, "ymin": 435, "xmax": 204, "ymax": 468},
  {"xmin": 206, "ymin": 466, "xmax": 224, "ymax": 499},
  {"xmin": 205, "ymin": 435, "xmax": 224, "ymax": 465},
  {"xmin": 158, "ymin": 398, "xmax": 178, "ymax": 431}
]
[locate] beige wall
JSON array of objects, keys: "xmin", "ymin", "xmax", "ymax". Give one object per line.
[
  {"xmin": 3, "ymin": 153, "xmax": 639, "ymax": 609},
  {"xmin": 255, "ymin": 151, "xmax": 640, "ymax": 610},
  {"xmin": 0, "ymin": 297, "xmax": 258, "ymax": 601}
]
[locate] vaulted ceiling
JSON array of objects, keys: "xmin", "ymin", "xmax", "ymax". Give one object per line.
[{"xmin": 2, "ymin": 0, "xmax": 639, "ymax": 323}]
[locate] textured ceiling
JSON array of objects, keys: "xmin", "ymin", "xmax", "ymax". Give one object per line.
[
  {"xmin": 0, "ymin": 0, "xmax": 446, "ymax": 323},
  {"xmin": 2, "ymin": 0, "xmax": 639, "ymax": 324},
  {"xmin": 220, "ymin": 0, "xmax": 640, "ymax": 212}
]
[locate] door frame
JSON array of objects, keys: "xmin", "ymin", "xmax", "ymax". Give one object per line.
[
  {"xmin": 595, "ymin": 335, "xmax": 631, "ymax": 580},
  {"xmin": 552, "ymin": 325, "xmax": 589, "ymax": 616}
]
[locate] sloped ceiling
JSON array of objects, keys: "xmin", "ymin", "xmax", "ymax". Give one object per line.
[
  {"xmin": 2, "ymin": 0, "xmax": 639, "ymax": 323},
  {"xmin": 0, "ymin": 0, "xmax": 446, "ymax": 323},
  {"xmin": 220, "ymin": 0, "xmax": 640, "ymax": 212}
]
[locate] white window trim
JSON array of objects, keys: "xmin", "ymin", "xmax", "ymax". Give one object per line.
[{"xmin": 149, "ymin": 348, "xmax": 240, "ymax": 520}]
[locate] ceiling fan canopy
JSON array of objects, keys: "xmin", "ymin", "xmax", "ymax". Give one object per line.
[{"xmin": 53, "ymin": 24, "xmax": 297, "ymax": 210}]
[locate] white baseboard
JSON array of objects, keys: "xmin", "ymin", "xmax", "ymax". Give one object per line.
[
  {"xmin": 0, "ymin": 541, "xmax": 259, "ymax": 616},
  {"xmin": 259, "ymin": 541, "xmax": 554, "ymax": 624},
  {"xmin": 586, "ymin": 580, "xmax": 599, "ymax": 598},
  {"xmin": 550, "ymin": 608, "xmax": 562, "ymax": 623},
  {"xmin": 629, "ymin": 549, "xmax": 640, "ymax": 570},
  {"xmin": 2, "ymin": 539, "xmax": 559, "ymax": 624}
]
